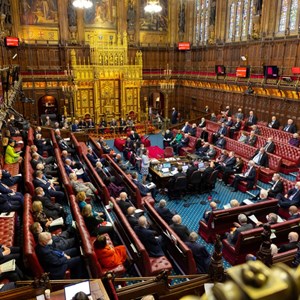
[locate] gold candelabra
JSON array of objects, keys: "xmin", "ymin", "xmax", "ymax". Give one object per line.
[
  {"xmin": 160, "ymin": 64, "xmax": 174, "ymax": 120},
  {"xmin": 62, "ymin": 66, "xmax": 77, "ymax": 123}
]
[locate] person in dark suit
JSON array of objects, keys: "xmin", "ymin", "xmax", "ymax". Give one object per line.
[
  {"xmin": 227, "ymin": 214, "xmax": 253, "ymax": 245},
  {"xmin": 131, "ymin": 172, "xmax": 155, "ymax": 197},
  {"xmin": 186, "ymin": 161, "xmax": 198, "ymax": 181},
  {"xmin": 251, "ymin": 147, "xmax": 269, "ymax": 167},
  {"xmin": 283, "ymin": 119, "xmax": 297, "ymax": 133},
  {"xmin": 163, "ymin": 129, "xmax": 173, "ymax": 148},
  {"xmin": 185, "ymin": 232, "xmax": 211, "ymax": 274},
  {"xmin": 155, "ymin": 199, "xmax": 175, "ymax": 225},
  {"xmin": 246, "ymin": 131, "xmax": 257, "ymax": 147},
  {"xmin": 199, "ymin": 127, "xmax": 209, "ymax": 143},
  {"xmin": 35, "ymin": 133, "xmax": 53, "ymax": 156},
  {"xmin": 225, "ymin": 116, "xmax": 234, "ymax": 127},
  {"xmin": 175, "ymin": 133, "xmax": 190, "ymax": 155},
  {"xmin": 202, "ymin": 201, "xmax": 218, "ymax": 223},
  {"xmin": 263, "ymin": 137, "xmax": 275, "ymax": 153},
  {"xmin": 288, "ymin": 206, "xmax": 300, "ymax": 220},
  {"xmin": 215, "ymin": 151, "xmax": 236, "ymax": 173},
  {"xmin": 129, "ymin": 130, "xmax": 140, "ymax": 143},
  {"xmin": 277, "ymin": 182, "xmax": 300, "ymax": 208},
  {"xmin": 181, "ymin": 122, "xmax": 191, "ymax": 134},
  {"xmin": 221, "ymin": 106, "xmax": 232, "ymax": 117},
  {"xmin": 117, "ymin": 192, "xmax": 132, "ymax": 215},
  {"xmin": 86, "ymin": 118, "xmax": 95, "ymax": 128},
  {"xmin": 134, "ymin": 216, "xmax": 164, "ymax": 257},
  {"xmin": 110, "ymin": 118, "xmax": 118, "ymax": 133},
  {"xmin": 215, "ymin": 134, "xmax": 226, "ymax": 149},
  {"xmin": 123, "ymin": 137, "xmax": 134, "ymax": 160},
  {"xmin": 278, "ymin": 232, "xmax": 299, "ymax": 253},
  {"xmin": 170, "ymin": 214, "xmax": 190, "ymax": 242},
  {"xmin": 212, "ymin": 123, "xmax": 227, "ymax": 144},
  {"xmin": 171, "ymin": 107, "xmax": 178, "ymax": 124},
  {"xmin": 0, "ymin": 170, "xmax": 23, "ymax": 205},
  {"xmin": 33, "ymin": 170, "xmax": 65, "ymax": 203},
  {"xmin": 229, "ymin": 117, "xmax": 242, "ymax": 138},
  {"xmin": 222, "ymin": 157, "xmax": 244, "ymax": 185},
  {"xmin": 189, "ymin": 123, "xmax": 197, "ymax": 137},
  {"xmin": 246, "ymin": 111, "xmax": 258, "ymax": 128},
  {"xmin": 99, "ymin": 119, "xmax": 107, "ymax": 133},
  {"xmin": 71, "ymin": 120, "xmax": 79, "ymax": 132},
  {"xmin": 266, "ymin": 173, "xmax": 284, "ymax": 198},
  {"xmin": 268, "ymin": 116, "xmax": 280, "ymax": 129},
  {"xmin": 198, "ymin": 117, "xmax": 206, "ymax": 128},
  {"xmin": 64, "ymin": 159, "xmax": 89, "ymax": 182},
  {"xmin": 86, "ymin": 147, "xmax": 102, "ymax": 167},
  {"xmin": 201, "ymin": 144, "xmax": 216, "ymax": 161},
  {"xmin": 35, "ymin": 232, "xmax": 86, "ymax": 279},
  {"xmin": 200, "ymin": 161, "xmax": 215, "ymax": 192},
  {"xmin": 231, "ymin": 160, "xmax": 256, "ymax": 192},
  {"xmin": 0, "ymin": 169, "xmax": 22, "ymax": 187},
  {"xmin": 126, "ymin": 206, "xmax": 139, "ymax": 228}
]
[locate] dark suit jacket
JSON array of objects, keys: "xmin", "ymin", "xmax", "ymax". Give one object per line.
[
  {"xmin": 117, "ymin": 200, "xmax": 131, "ymax": 215},
  {"xmin": 217, "ymin": 126, "xmax": 227, "ymax": 136},
  {"xmin": 247, "ymin": 136, "xmax": 257, "ymax": 147},
  {"xmin": 127, "ymin": 215, "xmax": 139, "ymax": 228},
  {"xmin": 283, "ymin": 124, "xmax": 297, "ymax": 133},
  {"xmin": 189, "ymin": 127, "xmax": 197, "ymax": 137},
  {"xmin": 130, "ymin": 133, "xmax": 140, "ymax": 141},
  {"xmin": 223, "ymin": 157, "xmax": 236, "ymax": 169},
  {"xmin": 268, "ymin": 120, "xmax": 280, "ymax": 129},
  {"xmin": 247, "ymin": 115, "xmax": 258, "ymax": 125},
  {"xmin": 252, "ymin": 150, "xmax": 269, "ymax": 167},
  {"xmin": 186, "ymin": 165, "xmax": 198, "ymax": 180},
  {"xmin": 170, "ymin": 223, "xmax": 190, "ymax": 242},
  {"xmin": 200, "ymin": 131, "xmax": 208, "ymax": 142},
  {"xmin": 232, "ymin": 121, "xmax": 242, "ymax": 131},
  {"xmin": 185, "ymin": 241, "xmax": 210, "ymax": 273},
  {"xmin": 86, "ymin": 152, "xmax": 99, "ymax": 167},
  {"xmin": 228, "ymin": 223, "xmax": 253, "ymax": 244},
  {"xmin": 134, "ymin": 226, "xmax": 164, "ymax": 257},
  {"xmin": 268, "ymin": 180, "xmax": 284, "ymax": 198},
  {"xmin": 35, "ymin": 244, "xmax": 68, "ymax": 279},
  {"xmin": 264, "ymin": 141, "xmax": 275, "ymax": 153},
  {"xmin": 132, "ymin": 179, "xmax": 150, "ymax": 197},
  {"xmin": 215, "ymin": 137, "xmax": 226, "ymax": 149},
  {"xmin": 278, "ymin": 241, "xmax": 298, "ymax": 253},
  {"xmin": 155, "ymin": 206, "xmax": 175, "ymax": 225}
]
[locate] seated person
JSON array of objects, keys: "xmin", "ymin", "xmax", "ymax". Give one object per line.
[
  {"xmin": 251, "ymin": 189, "xmax": 269, "ymax": 202},
  {"xmin": 268, "ymin": 116, "xmax": 280, "ymax": 129},
  {"xmin": 226, "ymin": 214, "xmax": 253, "ymax": 245},
  {"xmin": 278, "ymin": 232, "xmax": 299, "ymax": 253},
  {"xmin": 94, "ymin": 235, "xmax": 127, "ymax": 269},
  {"xmin": 289, "ymin": 133, "xmax": 300, "ymax": 148},
  {"xmin": 200, "ymin": 144, "xmax": 216, "ymax": 161},
  {"xmin": 229, "ymin": 117, "xmax": 242, "ymax": 138},
  {"xmin": 155, "ymin": 199, "xmax": 175, "ymax": 225},
  {"xmin": 30, "ymin": 145, "xmax": 55, "ymax": 165},
  {"xmin": 222, "ymin": 157, "xmax": 244, "ymax": 185},
  {"xmin": 0, "ymin": 169, "xmax": 22, "ymax": 187},
  {"xmin": 189, "ymin": 123, "xmax": 197, "ymax": 137},
  {"xmin": 230, "ymin": 160, "xmax": 256, "ymax": 192},
  {"xmin": 75, "ymin": 191, "xmax": 104, "ymax": 219},
  {"xmin": 170, "ymin": 131, "xmax": 183, "ymax": 149},
  {"xmin": 131, "ymin": 172, "xmax": 156, "ymax": 198},
  {"xmin": 69, "ymin": 173, "xmax": 98, "ymax": 200},
  {"xmin": 185, "ymin": 232, "xmax": 210, "ymax": 274},
  {"xmin": 123, "ymin": 137, "xmax": 133, "ymax": 160},
  {"xmin": 81, "ymin": 204, "xmax": 115, "ymax": 239},
  {"xmin": 283, "ymin": 119, "xmax": 297, "ymax": 133},
  {"xmin": 251, "ymin": 147, "xmax": 268, "ymax": 167},
  {"xmin": 116, "ymin": 192, "xmax": 132, "ymax": 215},
  {"xmin": 263, "ymin": 137, "xmax": 275, "ymax": 153},
  {"xmin": 215, "ymin": 134, "xmax": 226, "ymax": 149},
  {"xmin": 215, "ymin": 151, "xmax": 236, "ymax": 173},
  {"xmin": 163, "ymin": 130, "xmax": 173, "ymax": 148},
  {"xmin": 104, "ymin": 176, "xmax": 126, "ymax": 198},
  {"xmin": 229, "ymin": 199, "xmax": 240, "ymax": 208},
  {"xmin": 167, "ymin": 166, "xmax": 186, "ymax": 198},
  {"xmin": 246, "ymin": 131, "xmax": 257, "ymax": 147},
  {"xmin": 64, "ymin": 158, "xmax": 89, "ymax": 182},
  {"xmin": 30, "ymin": 222, "xmax": 77, "ymax": 251},
  {"xmin": 238, "ymin": 131, "xmax": 248, "ymax": 144},
  {"xmin": 35, "ymin": 162, "xmax": 58, "ymax": 179},
  {"xmin": 33, "ymin": 187, "xmax": 66, "ymax": 220},
  {"xmin": 33, "ymin": 170, "xmax": 65, "ymax": 203},
  {"xmin": 212, "ymin": 123, "xmax": 227, "ymax": 144},
  {"xmin": 170, "ymin": 214, "xmax": 190, "ymax": 242},
  {"xmin": 174, "ymin": 133, "xmax": 190, "ymax": 155},
  {"xmin": 134, "ymin": 216, "xmax": 164, "ymax": 257},
  {"xmin": 255, "ymin": 212, "xmax": 279, "ymax": 227},
  {"xmin": 35, "ymin": 133, "xmax": 53, "ymax": 156},
  {"xmin": 86, "ymin": 147, "xmax": 102, "ymax": 167},
  {"xmin": 277, "ymin": 182, "xmax": 300, "ymax": 208},
  {"xmin": 288, "ymin": 206, "xmax": 300, "ymax": 220},
  {"xmin": 196, "ymin": 142, "xmax": 210, "ymax": 156},
  {"xmin": 5, "ymin": 139, "xmax": 22, "ymax": 164},
  {"xmin": 126, "ymin": 206, "xmax": 139, "ymax": 228},
  {"xmin": 245, "ymin": 111, "xmax": 257, "ymax": 128},
  {"xmin": 110, "ymin": 118, "xmax": 118, "ymax": 132},
  {"xmin": 198, "ymin": 117, "xmax": 206, "ymax": 128},
  {"xmin": 181, "ymin": 122, "xmax": 191, "ymax": 133},
  {"xmin": 61, "ymin": 150, "xmax": 82, "ymax": 169},
  {"xmin": 202, "ymin": 201, "xmax": 218, "ymax": 223},
  {"xmin": 35, "ymin": 232, "xmax": 86, "ymax": 279},
  {"xmin": 99, "ymin": 119, "xmax": 107, "ymax": 133}
]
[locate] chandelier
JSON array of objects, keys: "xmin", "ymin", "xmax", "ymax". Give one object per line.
[
  {"xmin": 72, "ymin": 0, "xmax": 93, "ymax": 9},
  {"xmin": 144, "ymin": 0, "xmax": 162, "ymax": 13}
]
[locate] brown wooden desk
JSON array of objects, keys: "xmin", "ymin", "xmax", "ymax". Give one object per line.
[
  {"xmin": 31, "ymin": 280, "xmax": 109, "ymax": 300},
  {"xmin": 149, "ymin": 157, "xmax": 190, "ymax": 188}
]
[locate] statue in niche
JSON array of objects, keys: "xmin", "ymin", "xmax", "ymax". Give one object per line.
[
  {"xmin": 178, "ymin": 3, "xmax": 185, "ymax": 33},
  {"xmin": 68, "ymin": 0, "xmax": 77, "ymax": 27},
  {"xmin": 253, "ymin": 0, "xmax": 263, "ymax": 16},
  {"xmin": 127, "ymin": 0, "xmax": 136, "ymax": 31},
  {"xmin": 210, "ymin": 0, "xmax": 216, "ymax": 26},
  {"xmin": 0, "ymin": 0, "xmax": 12, "ymax": 25}
]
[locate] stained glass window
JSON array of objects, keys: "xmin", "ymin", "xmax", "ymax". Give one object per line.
[
  {"xmin": 278, "ymin": 0, "xmax": 299, "ymax": 33},
  {"xmin": 227, "ymin": 0, "xmax": 254, "ymax": 41},
  {"xmin": 195, "ymin": 0, "xmax": 211, "ymax": 44}
]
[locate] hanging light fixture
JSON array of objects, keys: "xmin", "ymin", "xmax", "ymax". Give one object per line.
[
  {"xmin": 72, "ymin": 0, "xmax": 93, "ymax": 9},
  {"xmin": 144, "ymin": 0, "xmax": 162, "ymax": 13}
]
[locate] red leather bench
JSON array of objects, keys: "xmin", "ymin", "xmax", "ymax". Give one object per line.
[
  {"xmin": 24, "ymin": 146, "xmax": 35, "ymax": 196},
  {"xmin": 105, "ymin": 154, "xmax": 155, "ymax": 209},
  {"xmin": 27, "ymin": 127, "xmax": 34, "ymax": 146},
  {"xmin": 144, "ymin": 199, "xmax": 197, "ymax": 274},
  {"xmin": 68, "ymin": 194, "xmax": 126, "ymax": 278},
  {"xmin": 111, "ymin": 197, "xmax": 172, "ymax": 276},
  {"xmin": 88, "ymin": 137, "xmax": 104, "ymax": 157},
  {"xmin": 256, "ymin": 124, "xmax": 293, "ymax": 144},
  {"xmin": 179, "ymin": 136, "xmax": 197, "ymax": 156},
  {"xmin": 198, "ymin": 199, "xmax": 279, "ymax": 243},
  {"xmin": 222, "ymin": 217, "xmax": 300, "ymax": 265}
]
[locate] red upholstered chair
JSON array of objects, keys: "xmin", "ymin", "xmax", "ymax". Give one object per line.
[{"xmin": 164, "ymin": 147, "xmax": 174, "ymax": 158}]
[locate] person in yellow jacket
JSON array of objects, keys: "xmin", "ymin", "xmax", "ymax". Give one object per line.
[{"xmin": 5, "ymin": 139, "xmax": 22, "ymax": 164}]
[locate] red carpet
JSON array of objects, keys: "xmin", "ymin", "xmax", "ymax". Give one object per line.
[{"xmin": 147, "ymin": 146, "xmax": 164, "ymax": 159}]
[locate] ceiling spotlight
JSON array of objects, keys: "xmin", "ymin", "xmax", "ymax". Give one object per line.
[{"xmin": 72, "ymin": 0, "xmax": 93, "ymax": 9}]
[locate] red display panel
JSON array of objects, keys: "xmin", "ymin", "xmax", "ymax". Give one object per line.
[
  {"xmin": 292, "ymin": 67, "xmax": 300, "ymax": 75},
  {"xmin": 178, "ymin": 42, "xmax": 190, "ymax": 50},
  {"xmin": 236, "ymin": 67, "xmax": 249, "ymax": 78},
  {"xmin": 5, "ymin": 37, "xmax": 19, "ymax": 47}
]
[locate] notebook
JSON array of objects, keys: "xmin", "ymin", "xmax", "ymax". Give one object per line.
[{"xmin": 64, "ymin": 280, "xmax": 92, "ymax": 300}]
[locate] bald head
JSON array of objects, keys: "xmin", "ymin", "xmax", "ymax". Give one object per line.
[
  {"xmin": 189, "ymin": 232, "xmax": 199, "ymax": 242},
  {"xmin": 288, "ymin": 232, "xmax": 299, "ymax": 243},
  {"xmin": 172, "ymin": 214, "xmax": 182, "ymax": 225},
  {"xmin": 119, "ymin": 192, "xmax": 127, "ymax": 201},
  {"xmin": 159, "ymin": 199, "xmax": 167, "ymax": 208},
  {"xmin": 230, "ymin": 199, "xmax": 239, "ymax": 208},
  {"xmin": 138, "ymin": 216, "xmax": 148, "ymax": 227}
]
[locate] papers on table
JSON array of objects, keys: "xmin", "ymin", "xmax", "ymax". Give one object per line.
[
  {"xmin": 277, "ymin": 215, "xmax": 285, "ymax": 223},
  {"xmin": 171, "ymin": 169, "xmax": 178, "ymax": 175},
  {"xmin": 223, "ymin": 203, "xmax": 231, "ymax": 209},
  {"xmin": 243, "ymin": 199, "xmax": 254, "ymax": 205},
  {"xmin": 75, "ymin": 168, "xmax": 84, "ymax": 175}
]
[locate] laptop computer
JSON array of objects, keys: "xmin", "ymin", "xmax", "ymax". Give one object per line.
[{"xmin": 64, "ymin": 280, "xmax": 92, "ymax": 300}]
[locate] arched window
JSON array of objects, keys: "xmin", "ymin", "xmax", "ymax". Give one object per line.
[
  {"xmin": 227, "ymin": 0, "xmax": 254, "ymax": 42},
  {"xmin": 278, "ymin": 0, "xmax": 299, "ymax": 34},
  {"xmin": 195, "ymin": 0, "xmax": 211, "ymax": 44}
]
